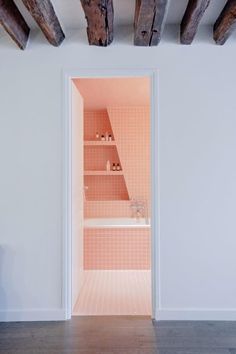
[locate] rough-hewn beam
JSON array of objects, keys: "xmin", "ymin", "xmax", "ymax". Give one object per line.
[
  {"xmin": 80, "ymin": 0, "xmax": 114, "ymax": 46},
  {"xmin": 21, "ymin": 0, "xmax": 65, "ymax": 46},
  {"xmin": 134, "ymin": 0, "xmax": 169, "ymax": 46},
  {"xmin": 213, "ymin": 0, "xmax": 236, "ymax": 45},
  {"xmin": 180, "ymin": 0, "xmax": 211, "ymax": 44},
  {"xmin": 0, "ymin": 0, "xmax": 30, "ymax": 49}
]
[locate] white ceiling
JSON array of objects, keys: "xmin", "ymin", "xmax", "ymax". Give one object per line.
[{"xmin": 13, "ymin": 0, "xmax": 227, "ymax": 31}]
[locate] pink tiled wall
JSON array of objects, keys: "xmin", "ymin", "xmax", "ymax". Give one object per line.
[
  {"xmin": 84, "ymin": 107, "xmax": 151, "ymax": 270},
  {"xmin": 84, "ymin": 228, "xmax": 151, "ymax": 270},
  {"xmin": 84, "ymin": 107, "xmax": 150, "ymax": 216},
  {"xmin": 84, "ymin": 201, "xmax": 131, "ymax": 218},
  {"xmin": 108, "ymin": 106, "xmax": 151, "ymax": 204}
]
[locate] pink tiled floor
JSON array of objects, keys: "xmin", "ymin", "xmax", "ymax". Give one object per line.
[{"xmin": 73, "ymin": 270, "xmax": 151, "ymax": 316}]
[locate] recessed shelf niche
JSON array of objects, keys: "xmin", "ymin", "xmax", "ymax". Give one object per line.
[
  {"xmin": 84, "ymin": 110, "xmax": 129, "ymax": 201},
  {"xmin": 84, "ymin": 145, "xmax": 121, "ymax": 171},
  {"xmin": 84, "ymin": 175, "xmax": 129, "ymax": 201}
]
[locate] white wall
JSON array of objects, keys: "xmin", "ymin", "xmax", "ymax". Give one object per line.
[{"xmin": 0, "ymin": 26, "xmax": 236, "ymax": 321}]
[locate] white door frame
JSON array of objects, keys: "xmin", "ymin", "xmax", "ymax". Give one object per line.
[{"xmin": 62, "ymin": 68, "xmax": 160, "ymax": 320}]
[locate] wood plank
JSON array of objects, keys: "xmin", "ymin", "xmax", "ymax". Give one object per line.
[
  {"xmin": 213, "ymin": 0, "xmax": 236, "ymax": 45},
  {"xmin": 134, "ymin": 0, "xmax": 169, "ymax": 46},
  {"xmin": 21, "ymin": 0, "xmax": 65, "ymax": 46},
  {"xmin": 0, "ymin": 0, "xmax": 30, "ymax": 49},
  {"xmin": 0, "ymin": 318, "xmax": 236, "ymax": 353},
  {"xmin": 80, "ymin": 0, "xmax": 114, "ymax": 46},
  {"xmin": 180, "ymin": 0, "xmax": 211, "ymax": 44}
]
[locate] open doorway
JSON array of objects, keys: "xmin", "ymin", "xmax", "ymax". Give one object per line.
[{"xmin": 69, "ymin": 75, "xmax": 154, "ymax": 317}]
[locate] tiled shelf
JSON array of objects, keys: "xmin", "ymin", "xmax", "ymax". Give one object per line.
[
  {"xmin": 84, "ymin": 141, "xmax": 116, "ymax": 146},
  {"xmin": 84, "ymin": 171, "xmax": 123, "ymax": 176}
]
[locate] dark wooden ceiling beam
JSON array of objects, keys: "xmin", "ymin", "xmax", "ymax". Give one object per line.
[
  {"xmin": 21, "ymin": 0, "xmax": 65, "ymax": 46},
  {"xmin": 180, "ymin": 0, "xmax": 211, "ymax": 44},
  {"xmin": 0, "ymin": 0, "xmax": 30, "ymax": 49},
  {"xmin": 213, "ymin": 0, "xmax": 236, "ymax": 45},
  {"xmin": 80, "ymin": 0, "xmax": 114, "ymax": 46},
  {"xmin": 134, "ymin": 0, "xmax": 169, "ymax": 46}
]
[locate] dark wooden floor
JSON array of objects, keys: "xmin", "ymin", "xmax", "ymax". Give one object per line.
[{"xmin": 1, "ymin": 316, "xmax": 236, "ymax": 354}]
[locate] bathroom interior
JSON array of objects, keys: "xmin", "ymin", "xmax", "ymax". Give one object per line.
[{"xmin": 71, "ymin": 77, "xmax": 151, "ymax": 316}]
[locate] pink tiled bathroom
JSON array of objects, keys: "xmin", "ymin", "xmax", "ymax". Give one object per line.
[{"xmin": 71, "ymin": 77, "xmax": 152, "ymax": 316}]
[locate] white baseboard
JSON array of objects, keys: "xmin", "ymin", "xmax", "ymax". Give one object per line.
[
  {"xmin": 156, "ymin": 308, "xmax": 236, "ymax": 321},
  {"xmin": 0, "ymin": 309, "xmax": 66, "ymax": 322},
  {"xmin": 2, "ymin": 308, "xmax": 236, "ymax": 322}
]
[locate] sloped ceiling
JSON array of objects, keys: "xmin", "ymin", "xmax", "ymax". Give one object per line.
[{"xmin": 74, "ymin": 77, "xmax": 150, "ymax": 110}]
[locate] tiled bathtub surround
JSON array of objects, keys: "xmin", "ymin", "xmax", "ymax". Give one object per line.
[{"xmin": 84, "ymin": 228, "xmax": 151, "ymax": 270}]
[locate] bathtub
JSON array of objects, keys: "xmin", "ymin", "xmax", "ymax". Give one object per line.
[{"xmin": 84, "ymin": 217, "xmax": 151, "ymax": 228}]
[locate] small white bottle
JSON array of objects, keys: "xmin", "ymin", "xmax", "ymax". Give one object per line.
[
  {"xmin": 106, "ymin": 160, "xmax": 111, "ymax": 171},
  {"xmin": 105, "ymin": 132, "xmax": 109, "ymax": 141}
]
